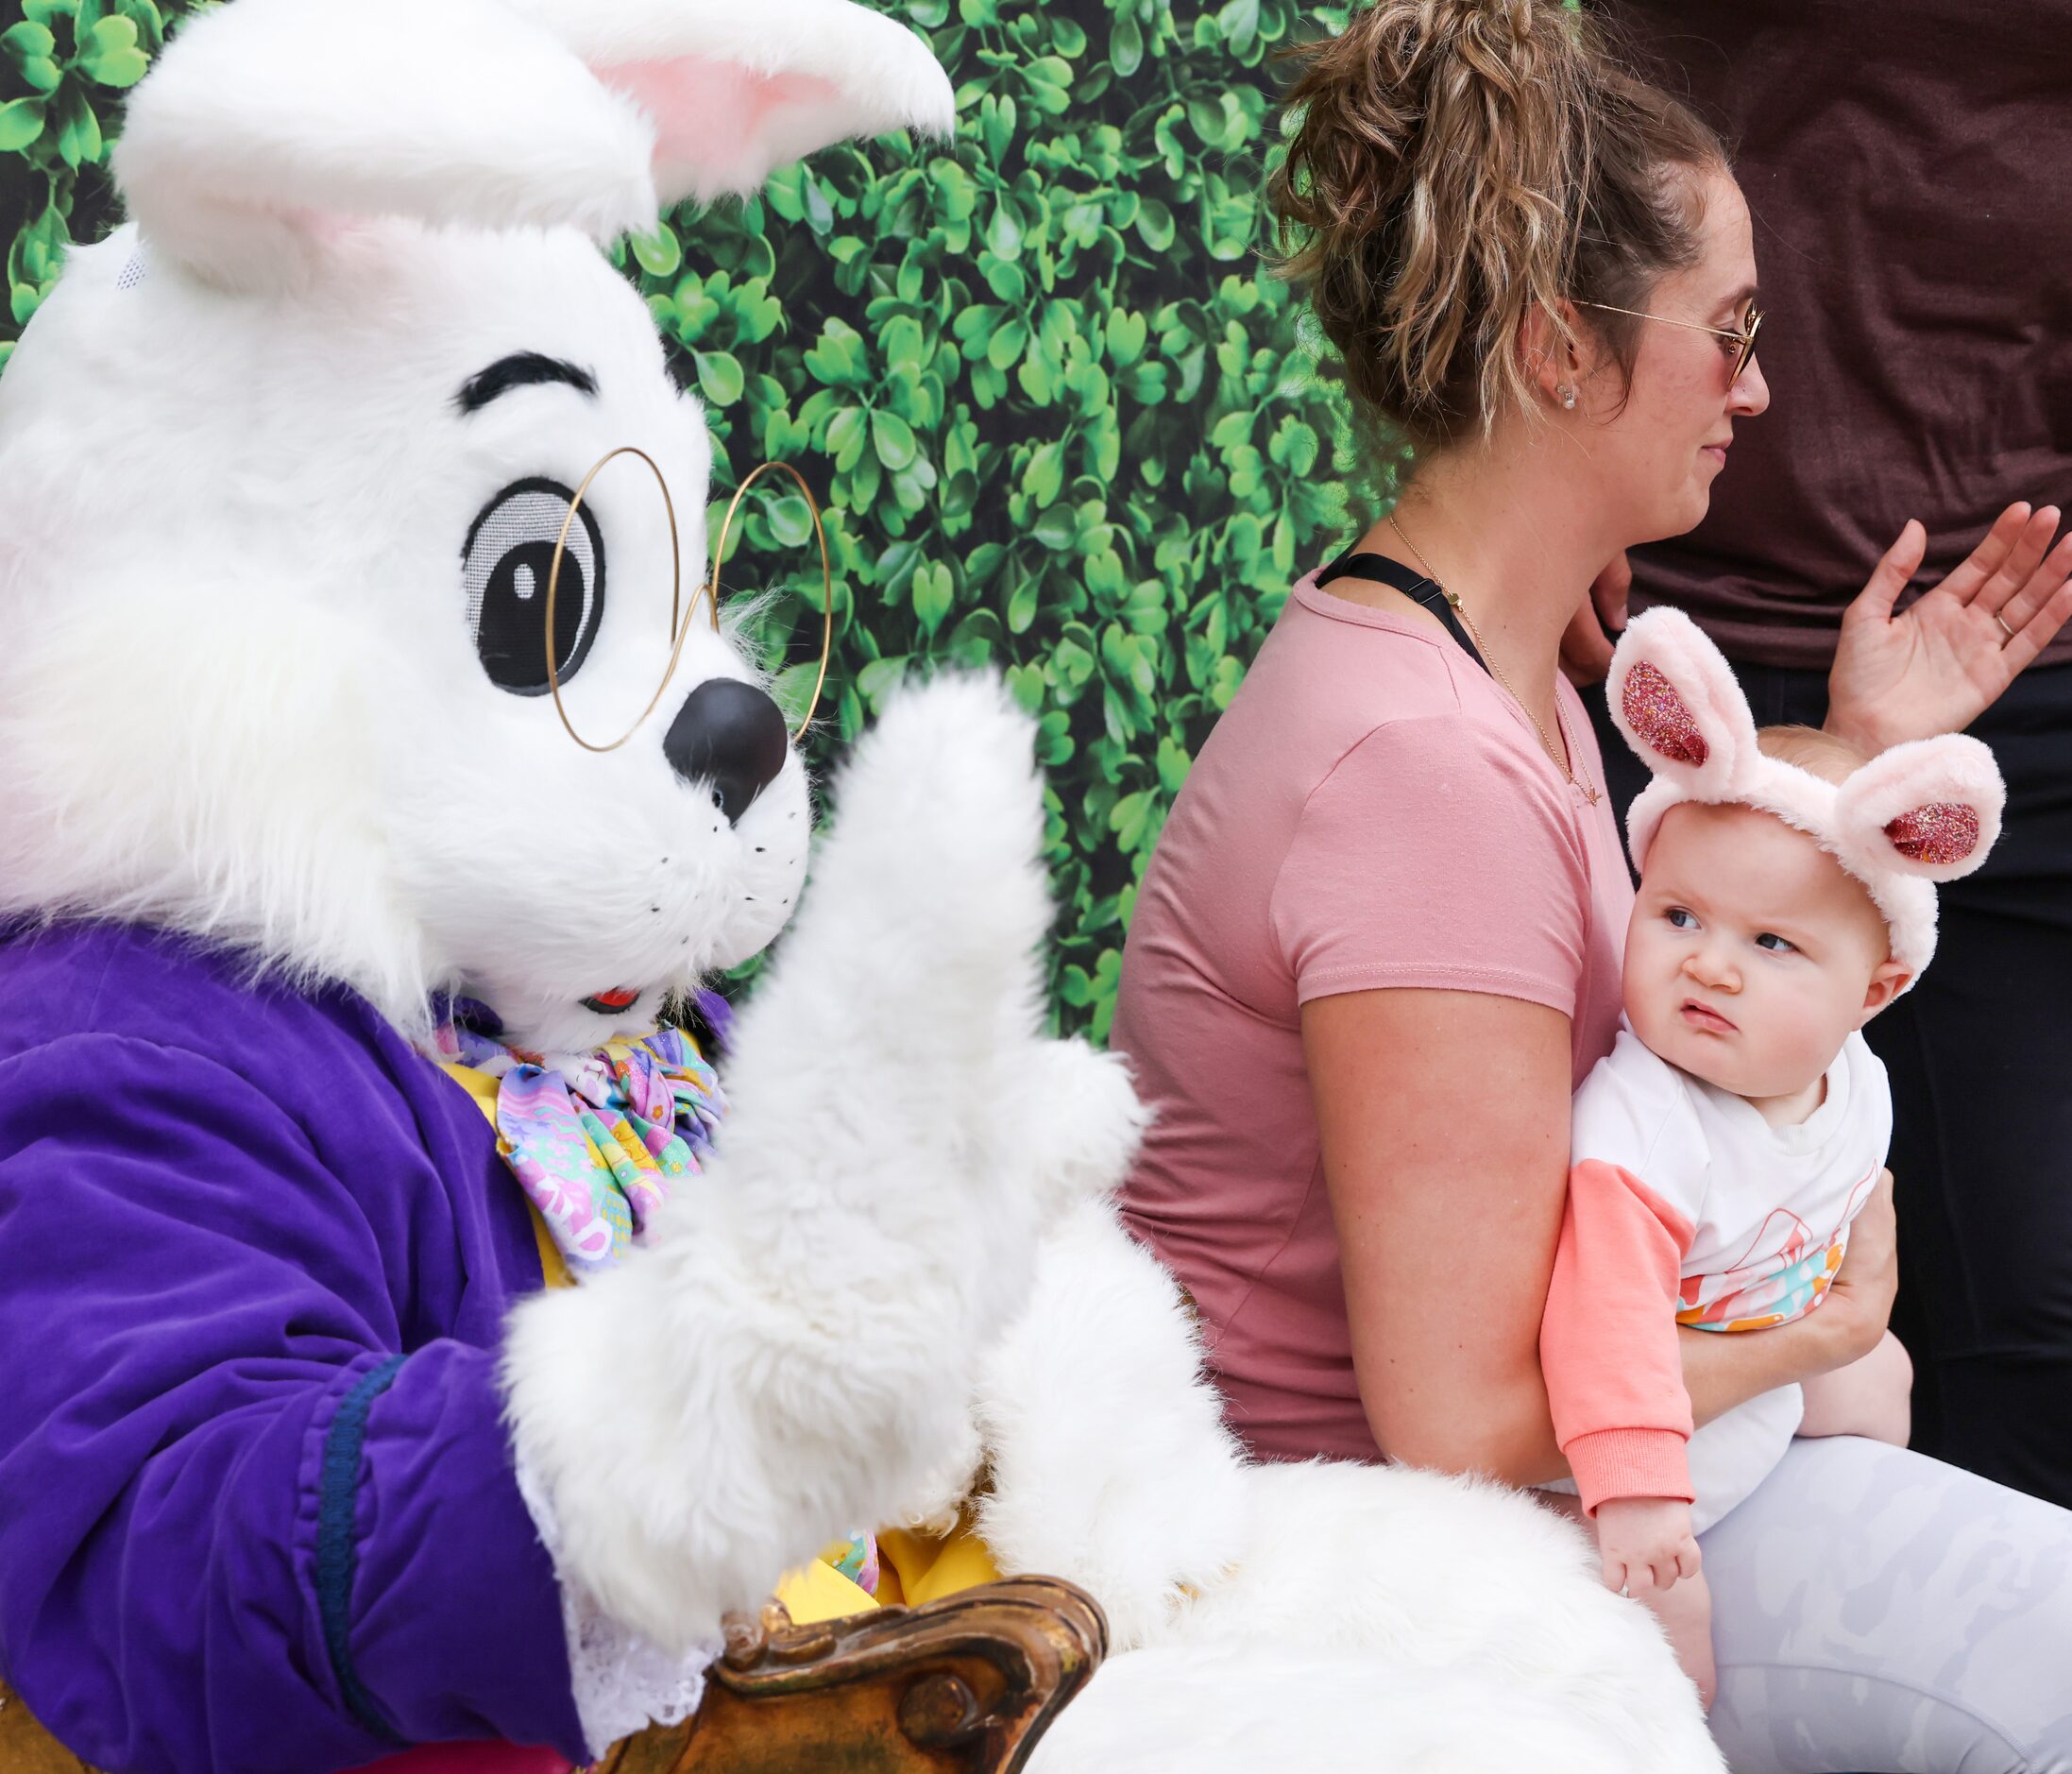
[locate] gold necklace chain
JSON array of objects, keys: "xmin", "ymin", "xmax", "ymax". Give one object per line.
[{"xmin": 1385, "ymin": 513, "xmax": 1600, "ymax": 806}]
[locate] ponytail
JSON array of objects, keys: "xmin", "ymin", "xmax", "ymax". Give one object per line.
[{"xmin": 1270, "ymin": 0, "xmax": 1724, "ymax": 445}]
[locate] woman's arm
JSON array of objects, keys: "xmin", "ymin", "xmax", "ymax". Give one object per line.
[
  {"xmin": 1678, "ymin": 1168, "xmax": 1897, "ymax": 1426},
  {"xmin": 1305, "ymin": 987, "xmax": 1573, "ymax": 1486},
  {"xmin": 1307, "ymin": 990, "xmax": 1896, "ymax": 1488}
]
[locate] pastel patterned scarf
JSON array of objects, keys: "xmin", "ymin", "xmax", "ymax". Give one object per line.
[{"xmin": 426, "ymin": 1000, "xmax": 725, "ymax": 1277}]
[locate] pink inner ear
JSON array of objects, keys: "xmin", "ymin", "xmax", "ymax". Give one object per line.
[
  {"xmin": 597, "ymin": 58, "xmax": 842, "ymax": 191},
  {"xmin": 1622, "ymin": 660, "xmax": 1709, "ymax": 767},
  {"xmin": 1886, "ymin": 802, "xmax": 1980, "ymax": 865}
]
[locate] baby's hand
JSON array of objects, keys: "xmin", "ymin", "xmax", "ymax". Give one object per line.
[{"xmin": 1594, "ymin": 1495, "xmax": 1701, "ymax": 1595}]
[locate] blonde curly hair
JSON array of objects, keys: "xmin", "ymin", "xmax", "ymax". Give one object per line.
[{"xmin": 1271, "ymin": 0, "xmax": 1726, "ymax": 447}]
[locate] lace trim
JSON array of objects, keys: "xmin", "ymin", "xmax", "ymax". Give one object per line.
[{"xmin": 515, "ymin": 1458, "xmax": 719, "ymax": 1758}]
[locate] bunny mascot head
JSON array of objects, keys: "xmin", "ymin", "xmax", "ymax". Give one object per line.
[
  {"xmin": 1608, "ymin": 606, "xmax": 2006, "ymax": 981},
  {"xmin": 0, "ymin": 0, "xmax": 961, "ymax": 1051},
  {"xmin": 0, "ymin": 4, "xmax": 1145, "ymax": 1769}
]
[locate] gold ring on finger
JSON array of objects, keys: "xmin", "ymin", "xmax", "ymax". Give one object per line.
[{"xmin": 1995, "ymin": 611, "xmax": 2017, "ymax": 641}]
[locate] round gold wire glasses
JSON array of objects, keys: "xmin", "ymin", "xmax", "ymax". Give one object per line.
[{"xmin": 542, "ymin": 450, "xmax": 836, "ymax": 753}]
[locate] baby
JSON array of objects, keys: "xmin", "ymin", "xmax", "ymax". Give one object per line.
[{"xmin": 1539, "ymin": 606, "xmax": 2006, "ymax": 1705}]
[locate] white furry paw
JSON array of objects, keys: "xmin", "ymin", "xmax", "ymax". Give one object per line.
[
  {"xmin": 761, "ymin": 671, "xmax": 1052, "ymax": 1074},
  {"xmin": 977, "ymin": 1201, "xmax": 1248, "ymax": 1651},
  {"xmin": 895, "ymin": 1410, "xmax": 985, "ymax": 1539},
  {"xmin": 709, "ymin": 670, "xmax": 1068, "ymax": 1354},
  {"xmin": 994, "ymin": 1037, "xmax": 1149, "ymax": 1227}
]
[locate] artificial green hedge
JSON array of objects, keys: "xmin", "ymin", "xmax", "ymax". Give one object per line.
[{"xmin": 0, "ymin": 0, "xmax": 1384, "ymax": 1040}]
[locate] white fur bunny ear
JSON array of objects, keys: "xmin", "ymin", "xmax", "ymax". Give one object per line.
[
  {"xmin": 1605, "ymin": 606, "xmax": 1757, "ymax": 798},
  {"xmin": 502, "ymin": 0, "xmax": 957, "ymax": 209},
  {"xmin": 115, "ymin": 0, "xmax": 952, "ymax": 292},
  {"xmin": 115, "ymin": 0, "xmax": 658, "ymax": 289},
  {"xmin": 1836, "ymin": 734, "xmax": 2006, "ymax": 885}
]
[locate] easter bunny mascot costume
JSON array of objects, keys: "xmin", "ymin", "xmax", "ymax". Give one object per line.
[{"xmin": 0, "ymin": 1, "xmax": 1141, "ymax": 1768}]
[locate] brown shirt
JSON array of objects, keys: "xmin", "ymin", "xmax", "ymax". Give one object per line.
[{"xmin": 1604, "ymin": 0, "xmax": 2072, "ymax": 668}]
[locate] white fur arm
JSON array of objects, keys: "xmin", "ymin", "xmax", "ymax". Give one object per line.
[
  {"xmin": 977, "ymin": 1200, "xmax": 1249, "ymax": 1651},
  {"xmin": 501, "ymin": 677, "xmax": 1127, "ymax": 1651}
]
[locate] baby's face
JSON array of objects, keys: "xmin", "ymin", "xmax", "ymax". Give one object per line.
[{"xmin": 1624, "ymin": 802, "xmax": 1906, "ymax": 1102}]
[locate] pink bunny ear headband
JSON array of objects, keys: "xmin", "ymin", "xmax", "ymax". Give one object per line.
[{"xmin": 1607, "ymin": 606, "xmax": 2007, "ymax": 982}]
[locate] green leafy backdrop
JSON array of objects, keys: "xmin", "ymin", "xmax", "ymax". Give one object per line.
[{"xmin": 1, "ymin": 0, "xmax": 1386, "ymax": 1039}]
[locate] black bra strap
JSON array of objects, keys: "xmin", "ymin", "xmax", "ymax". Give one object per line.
[{"xmin": 1316, "ymin": 547, "xmax": 1489, "ymax": 676}]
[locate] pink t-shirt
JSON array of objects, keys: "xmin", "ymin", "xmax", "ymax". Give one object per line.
[{"xmin": 1112, "ymin": 571, "xmax": 1635, "ymax": 1463}]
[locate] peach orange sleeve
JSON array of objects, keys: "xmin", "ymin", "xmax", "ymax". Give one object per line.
[{"xmin": 1539, "ymin": 1160, "xmax": 1699, "ymax": 1515}]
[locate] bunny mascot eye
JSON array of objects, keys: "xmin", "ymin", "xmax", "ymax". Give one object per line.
[{"xmin": 463, "ymin": 478, "xmax": 608, "ymax": 694}]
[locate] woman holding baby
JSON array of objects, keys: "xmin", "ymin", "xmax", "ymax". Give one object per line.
[{"xmin": 1111, "ymin": 0, "xmax": 2072, "ymax": 1764}]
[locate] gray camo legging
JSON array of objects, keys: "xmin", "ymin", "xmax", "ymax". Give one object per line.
[{"xmin": 1701, "ymin": 1434, "xmax": 2072, "ymax": 1771}]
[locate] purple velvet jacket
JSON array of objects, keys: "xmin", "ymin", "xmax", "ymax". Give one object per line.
[{"xmin": 0, "ymin": 921, "xmax": 586, "ymax": 1771}]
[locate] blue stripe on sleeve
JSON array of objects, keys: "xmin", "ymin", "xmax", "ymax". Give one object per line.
[{"xmin": 316, "ymin": 1354, "xmax": 411, "ymax": 1747}]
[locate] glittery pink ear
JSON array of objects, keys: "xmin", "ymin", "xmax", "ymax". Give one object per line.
[
  {"xmin": 1621, "ymin": 661, "xmax": 1708, "ymax": 765},
  {"xmin": 1836, "ymin": 735, "xmax": 2005, "ymax": 885},
  {"xmin": 1886, "ymin": 804, "xmax": 1982, "ymax": 865},
  {"xmin": 1605, "ymin": 606, "xmax": 1755, "ymax": 797}
]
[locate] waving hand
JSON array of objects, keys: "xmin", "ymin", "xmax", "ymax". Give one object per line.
[{"xmin": 1827, "ymin": 503, "xmax": 2072, "ymax": 750}]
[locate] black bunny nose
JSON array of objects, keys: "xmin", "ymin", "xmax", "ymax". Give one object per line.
[{"xmin": 663, "ymin": 678, "xmax": 790, "ymax": 824}]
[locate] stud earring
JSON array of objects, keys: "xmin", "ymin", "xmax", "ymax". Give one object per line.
[{"xmin": 1558, "ymin": 384, "xmax": 1578, "ymax": 411}]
